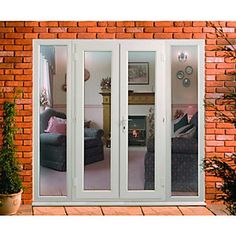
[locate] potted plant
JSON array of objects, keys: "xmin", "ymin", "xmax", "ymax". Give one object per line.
[
  {"xmin": 100, "ymin": 76, "xmax": 111, "ymax": 92},
  {"xmin": 0, "ymin": 98, "xmax": 23, "ymax": 215}
]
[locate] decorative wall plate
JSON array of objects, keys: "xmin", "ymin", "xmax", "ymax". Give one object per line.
[
  {"xmin": 176, "ymin": 70, "xmax": 185, "ymax": 80},
  {"xmin": 185, "ymin": 66, "xmax": 193, "ymax": 75},
  {"xmin": 183, "ymin": 78, "xmax": 191, "ymax": 87}
]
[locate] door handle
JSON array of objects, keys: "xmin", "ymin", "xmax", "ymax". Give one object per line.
[{"xmin": 121, "ymin": 117, "xmax": 127, "ymax": 133}]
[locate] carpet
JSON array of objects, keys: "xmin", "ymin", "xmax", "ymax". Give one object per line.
[{"xmin": 40, "ymin": 147, "xmax": 146, "ymax": 196}]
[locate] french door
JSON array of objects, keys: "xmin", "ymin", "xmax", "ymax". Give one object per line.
[
  {"xmin": 34, "ymin": 39, "xmax": 204, "ymax": 204},
  {"xmin": 73, "ymin": 41, "xmax": 165, "ymax": 201}
]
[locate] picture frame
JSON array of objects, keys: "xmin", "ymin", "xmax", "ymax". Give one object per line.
[{"xmin": 128, "ymin": 62, "xmax": 149, "ymax": 85}]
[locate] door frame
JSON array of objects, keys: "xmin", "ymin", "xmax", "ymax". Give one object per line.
[
  {"xmin": 119, "ymin": 41, "xmax": 166, "ymax": 200},
  {"xmin": 33, "ymin": 39, "xmax": 205, "ymax": 205}
]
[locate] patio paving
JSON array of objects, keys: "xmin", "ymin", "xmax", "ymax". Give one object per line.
[{"xmin": 14, "ymin": 204, "xmax": 229, "ymax": 216}]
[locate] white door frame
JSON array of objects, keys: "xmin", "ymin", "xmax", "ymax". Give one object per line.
[
  {"xmin": 33, "ymin": 39, "xmax": 205, "ymax": 205},
  {"xmin": 73, "ymin": 41, "xmax": 120, "ymax": 200},
  {"xmin": 119, "ymin": 41, "xmax": 166, "ymax": 200}
]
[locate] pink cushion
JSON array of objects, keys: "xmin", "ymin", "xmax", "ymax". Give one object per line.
[{"xmin": 45, "ymin": 116, "xmax": 66, "ymax": 135}]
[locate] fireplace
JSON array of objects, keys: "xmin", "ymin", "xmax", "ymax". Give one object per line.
[{"xmin": 128, "ymin": 116, "xmax": 146, "ymax": 146}]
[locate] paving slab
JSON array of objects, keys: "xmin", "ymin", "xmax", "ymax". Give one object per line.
[
  {"xmin": 16, "ymin": 205, "xmax": 33, "ymax": 215},
  {"xmin": 65, "ymin": 206, "xmax": 103, "ymax": 215},
  {"xmin": 141, "ymin": 206, "xmax": 182, "ymax": 216},
  {"xmin": 101, "ymin": 207, "xmax": 143, "ymax": 215},
  {"xmin": 179, "ymin": 206, "xmax": 214, "ymax": 216},
  {"xmin": 33, "ymin": 207, "xmax": 66, "ymax": 216},
  {"xmin": 207, "ymin": 204, "xmax": 229, "ymax": 216}
]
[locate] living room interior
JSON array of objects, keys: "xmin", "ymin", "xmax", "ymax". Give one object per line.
[{"xmin": 38, "ymin": 44, "xmax": 199, "ymax": 197}]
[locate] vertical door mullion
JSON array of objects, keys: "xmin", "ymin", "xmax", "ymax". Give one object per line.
[
  {"xmin": 120, "ymin": 41, "xmax": 165, "ymax": 199},
  {"xmin": 73, "ymin": 41, "xmax": 119, "ymax": 200}
]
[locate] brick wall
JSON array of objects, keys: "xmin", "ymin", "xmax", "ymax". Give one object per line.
[{"xmin": 0, "ymin": 21, "xmax": 235, "ymax": 204}]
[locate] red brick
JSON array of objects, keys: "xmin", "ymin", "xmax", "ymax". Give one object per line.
[
  {"xmin": 164, "ymin": 27, "xmax": 183, "ymax": 33},
  {"xmin": 24, "ymin": 33, "xmax": 38, "ymax": 39},
  {"xmin": 135, "ymin": 21, "xmax": 153, "ymax": 27},
  {"xmin": 78, "ymin": 21, "xmax": 97, "ymax": 27},
  {"xmin": 77, "ymin": 33, "xmax": 96, "ymax": 39},
  {"xmin": 183, "ymin": 27, "xmax": 202, "ymax": 33},
  {"xmin": 217, "ymin": 123, "xmax": 234, "ymax": 129},
  {"xmin": 217, "ymin": 63, "xmax": 235, "ymax": 69},
  {"xmin": 33, "ymin": 27, "xmax": 48, "ymax": 33},
  {"xmin": 225, "ymin": 141, "xmax": 236, "ymax": 146},
  {"xmin": 4, "ymin": 45, "xmax": 23, "ymax": 50},
  {"xmin": 15, "ymin": 75, "xmax": 32, "ymax": 81},
  {"xmin": 0, "ymin": 75, "xmax": 14, "ymax": 80},
  {"xmin": 0, "ymin": 51, "xmax": 14, "ymax": 56},
  {"xmin": 107, "ymin": 27, "xmax": 125, "ymax": 33},
  {"xmin": 15, "ymin": 39, "xmax": 32, "ymax": 45},
  {"xmin": 174, "ymin": 22, "xmax": 192, "ymax": 27},
  {"xmin": 5, "ymin": 81, "xmax": 23, "ymax": 87},
  {"xmin": 5, "ymin": 33, "xmax": 24, "ymax": 39},
  {"xmin": 134, "ymin": 33, "xmax": 153, "ymax": 39},
  {"xmin": 68, "ymin": 28, "xmax": 86, "ymax": 33},
  {"xmin": 193, "ymin": 21, "xmax": 206, "ymax": 27},
  {"xmin": 39, "ymin": 33, "xmax": 57, "ymax": 39},
  {"xmin": 206, "ymin": 141, "xmax": 224, "ymax": 147},
  {"xmin": 98, "ymin": 21, "xmax": 116, "ymax": 27},
  {"xmin": 116, "ymin": 21, "xmax": 135, "ymax": 27},
  {"xmin": 115, "ymin": 33, "xmax": 133, "ymax": 39},
  {"xmin": 59, "ymin": 21, "xmax": 77, "ymax": 27},
  {"xmin": 15, "ymin": 51, "xmax": 32, "ymax": 57},
  {"xmin": 192, "ymin": 33, "xmax": 206, "ymax": 39},
  {"xmin": 15, "ymin": 27, "xmax": 33, "ymax": 33},
  {"xmin": 126, "ymin": 27, "xmax": 143, "ymax": 33},
  {"xmin": 155, "ymin": 22, "xmax": 173, "ymax": 27},
  {"xmin": 216, "ymin": 135, "xmax": 234, "ymax": 141},
  {"xmin": 173, "ymin": 33, "xmax": 192, "ymax": 39},
  {"xmin": 0, "ymin": 27, "xmax": 14, "ymax": 32},
  {"xmin": 25, "ymin": 22, "xmax": 39, "ymax": 27},
  {"xmin": 0, "ymin": 39, "xmax": 14, "ymax": 44},
  {"xmin": 40, "ymin": 21, "xmax": 58, "ymax": 27},
  {"xmin": 6, "ymin": 21, "xmax": 24, "ymax": 27},
  {"xmin": 4, "ymin": 57, "xmax": 23, "ymax": 63},
  {"xmin": 144, "ymin": 27, "xmax": 163, "ymax": 33},
  {"xmin": 216, "ymin": 147, "xmax": 235, "ymax": 153},
  {"xmin": 206, "ymin": 69, "xmax": 225, "ymax": 75},
  {"xmin": 87, "ymin": 27, "xmax": 106, "ymax": 33},
  {"xmin": 97, "ymin": 33, "xmax": 115, "ymax": 39},
  {"xmin": 58, "ymin": 33, "xmax": 77, "ymax": 38},
  {"xmin": 0, "ymin": 63, "xmax": 14, "ymax": 68},
  {"xmin": 226, "ymin": 129, "xmax": 236, "ymax": 134},
  {"xmin": 49, "ymin": 28, "xmax": 68, "ymax": 33},
  {"xmin": 154, "ymin": 33, "xmax": 172, "ymax": 39},
  {"xmin": 5, "ymin": 69, "xmax": 23, "ymax": 74}
]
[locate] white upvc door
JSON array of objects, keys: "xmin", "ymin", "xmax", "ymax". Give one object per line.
[
  {"xmin": 73, "ymin": 41, "xmax": 120, "ymax": 200},
  {"xmin": 119, "ymin": 41, "xmax": 166, "ymax": 200}
]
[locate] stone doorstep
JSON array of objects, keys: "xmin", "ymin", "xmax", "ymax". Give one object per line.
[{"xmin": 15, "ymin": 205, "xmax": 228, "ymax": 216}]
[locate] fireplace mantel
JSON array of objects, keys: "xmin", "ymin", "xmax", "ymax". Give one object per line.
[
  {"xmin": 99, "ymin": 91, "xmax": 154, "ymax": 145},
  {"xmin": 100, "ymin": 91, "xmax": 155, "ymax": 105}
]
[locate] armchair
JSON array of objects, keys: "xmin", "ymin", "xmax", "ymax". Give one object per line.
[{"xmin": 40, "ymin": 108, "xmax": 104, "ymax": 171}]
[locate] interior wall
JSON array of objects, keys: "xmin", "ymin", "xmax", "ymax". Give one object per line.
[{"xmin": 52, "ymin": 46, "xmax": 67, "ymax": 113}]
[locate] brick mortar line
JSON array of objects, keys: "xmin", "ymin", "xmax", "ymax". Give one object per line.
[
  {"xmin": 177, "ymin": 206, "xmax": 184, "ymax": 216},
  {"xmin": 63, "ymin": 206, "xmax": 68, "ymax": 216},
  {"xmin": 100, "ymin": 206, "xmax": 105, "ymax": 216},
  {"xmin": 140, "ymin": 206, "xmax": 145, "ymax": 216}
]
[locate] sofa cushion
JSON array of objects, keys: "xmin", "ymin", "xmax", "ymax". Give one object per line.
[
  {"xmin": 174, "ymin": 124, "xmax": 193, "ymax": 137},
  {"xmin": 171, "ymin": 137, "xmax": 198, "ymax": 154},
  {"xmin": 40, "ymin": 133, "xmax": 66, "ymax": 145},
  {"xmin": 176, "ymin": 126, "xmax": 196, "ymax": 139},
  {"xmin": 45, "ymin": 116, "xmax": 67, "ymax": 135},
  {"xmin": 173, "ymin": 113, "xmax": 188, "ymax": 132},
  {"xmin": 84, "ymin": 137, "xmax": 103, "ymax": 148}
]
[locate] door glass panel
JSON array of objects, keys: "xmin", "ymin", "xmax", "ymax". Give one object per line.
[
  {"xmin": 171, "ymin": 46, "xmax": 198, "ymax": 196},
  {"xmin": 84, "ymin": 51, "xmax": 111, "ymax": 190},
  {"xmin": 39, "ymin": 45, "xmax": 67, "ymax": 196},
  {"xmin": 127, "ymin": 51, "xmax": 155, "ymax": 191}
]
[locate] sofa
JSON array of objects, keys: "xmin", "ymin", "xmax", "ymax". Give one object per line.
[
  {"xmin": 40, "ymin": 108, "xmax": 104, "ymax": 171},
  {"xmin": 144, "ymin": 112, "xmax": 198, "ymax": 193}
]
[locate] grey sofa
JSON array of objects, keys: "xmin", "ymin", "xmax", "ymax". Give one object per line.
[
  {"xmin": 144, "ymin": 112, "xmax": 198, "ymax": 193},
  {"xmin": 40, "ymin": 108, "xmax": 104, "ymax": 171}
]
